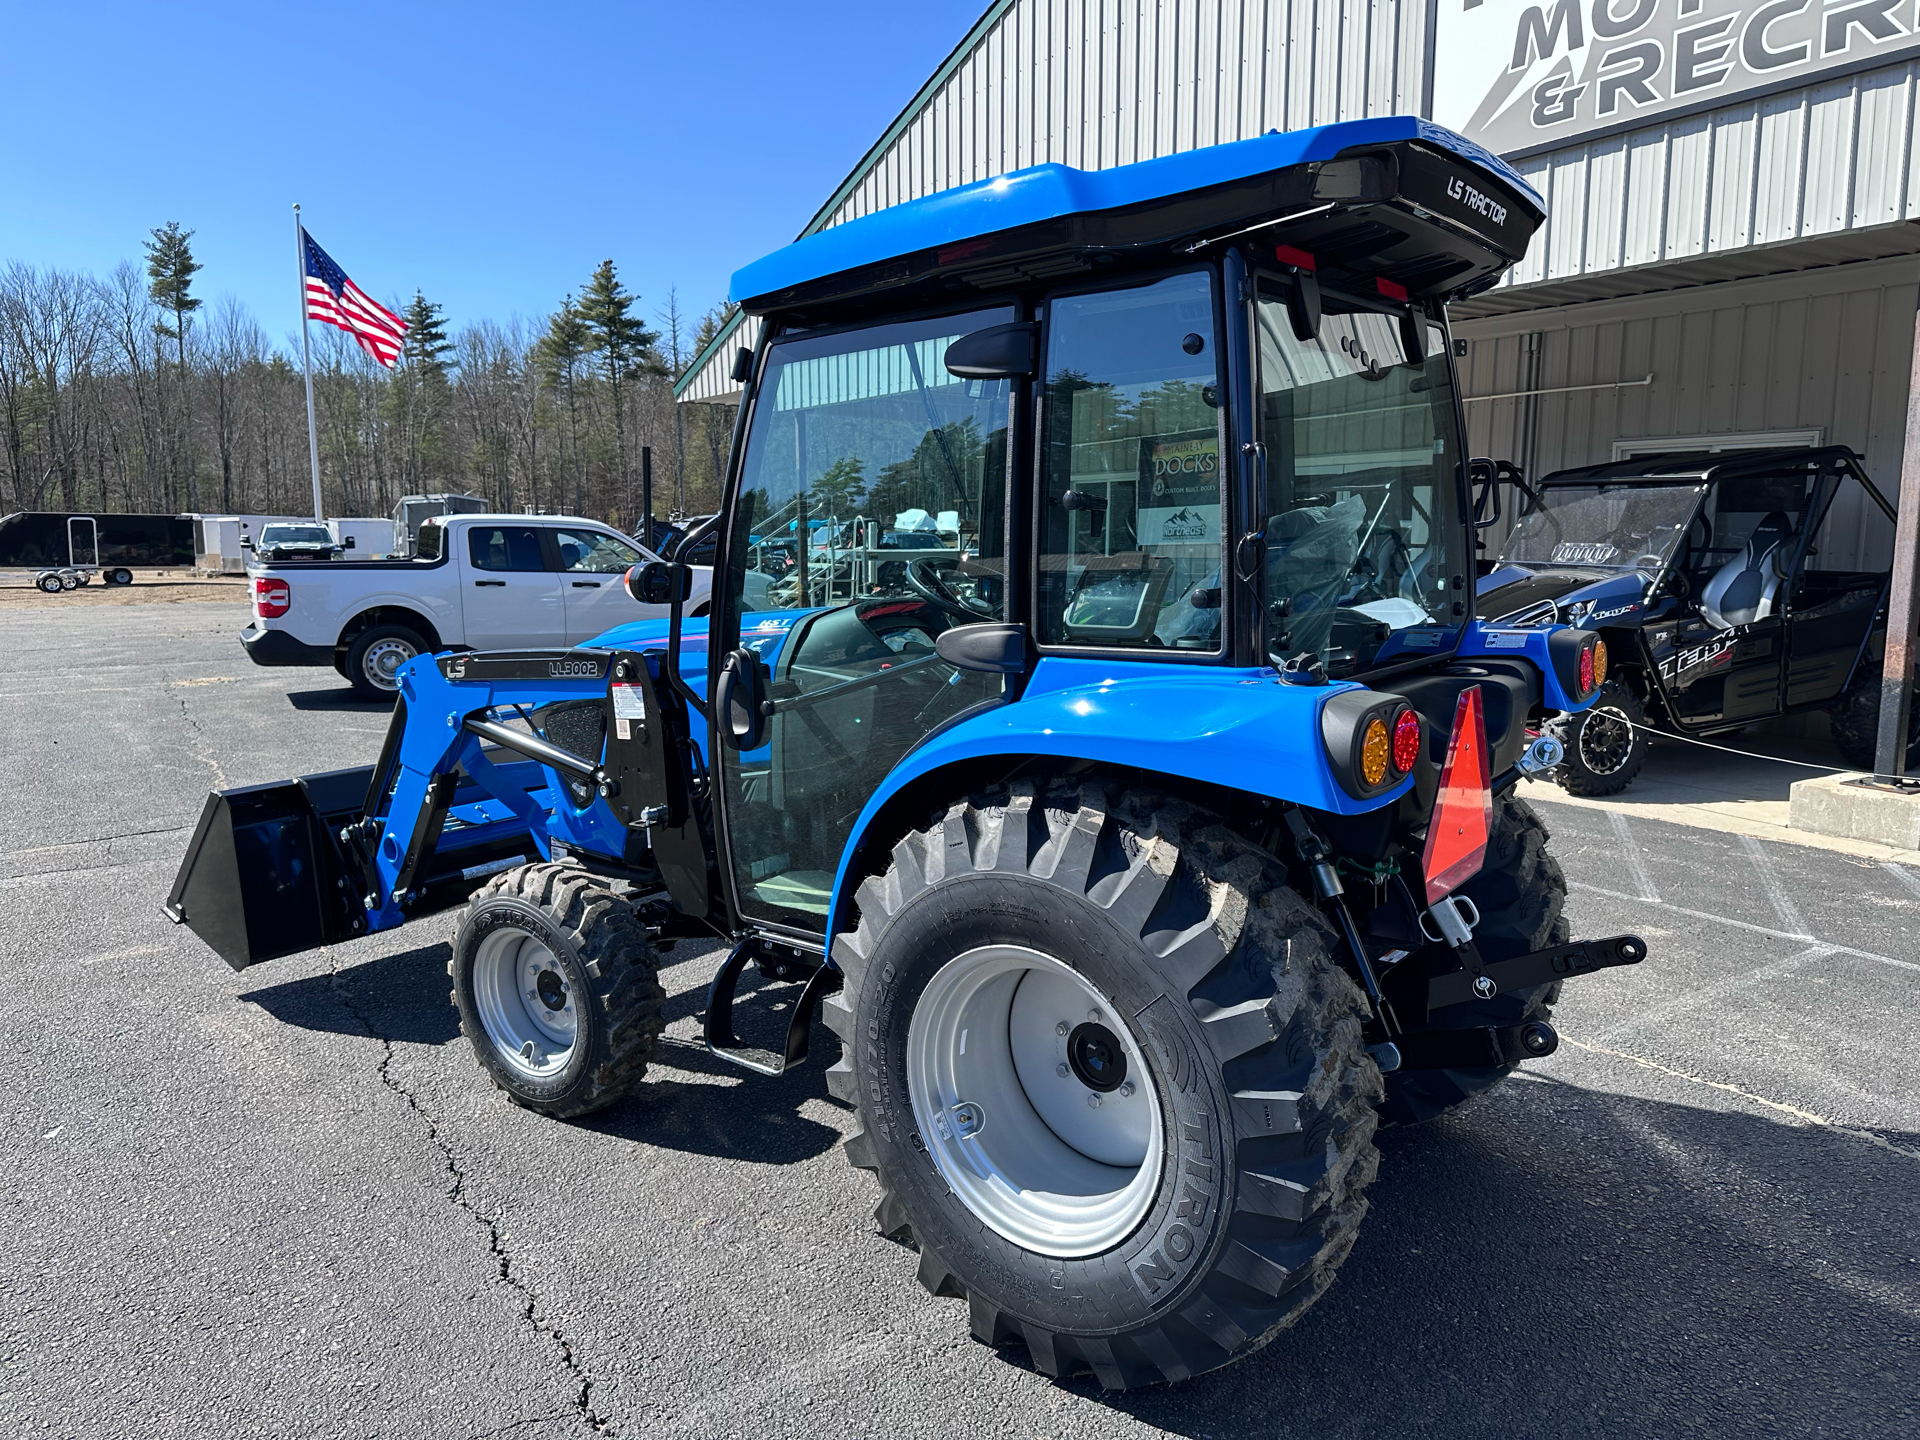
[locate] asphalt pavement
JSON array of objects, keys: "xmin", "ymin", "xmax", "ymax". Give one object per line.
[{"xmin": 1, "ymin": 599, "xmax": 1914, "ymax": 1439}]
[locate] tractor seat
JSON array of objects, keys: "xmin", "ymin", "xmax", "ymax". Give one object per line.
[{"xmin": 1700, "ymin": 511, "xmax": 1794, "ymax": 629}]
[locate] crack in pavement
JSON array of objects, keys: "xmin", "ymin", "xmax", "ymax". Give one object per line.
[
  {"xmin": 166, "ymin": 681, "xmax": 229, "ymax": 791},
  {"xmin": 325, "ymin": 955, "xmax": 615, "ymax": 1436}
]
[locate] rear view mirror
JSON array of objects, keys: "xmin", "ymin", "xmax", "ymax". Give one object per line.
[
  {"xmin": 241, "ymin": 537, "xmax": 254, "ymax": 549},
  {"xmin": 945, "ymin": 321, "xmax": 1038, "ymax": 379},
  {"xmin": 627, "ymin": 559, "xmax": 692, "ymax": 606},
  {"xmin": 1285, "ymin": 270, "xmax": 1321, "ymax": 342},
  {"xmin": 343, "ymin": 536, "xmax": 355, "ymax": 550}
]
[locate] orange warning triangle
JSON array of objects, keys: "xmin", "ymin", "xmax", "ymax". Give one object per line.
[{"xmin": 1423, "ymin": 684, "xmax": 1493, "ymax": 906}]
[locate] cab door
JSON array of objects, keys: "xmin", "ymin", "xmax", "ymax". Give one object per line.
[
  {"xmin": 458, "ymin": 522, "xmax": 565, "ymax": 648},
  {"xmin": 707, "ymin": 307, "xmax": 1018, "ymax": 935}
]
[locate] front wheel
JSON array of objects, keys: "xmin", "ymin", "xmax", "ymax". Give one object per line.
[
  {"xmin": 449, "ymin": 863, "xmax": 665, "ymax": 1118},
  {"xmin": 824, "ymin": 780, "xmax": 1382, "ymax": 1389},
  {"xmin": 1544, "ymin": 677, "xmax": 1648, "ymax": 796},
  {"xmin": 344, "ymin": 623, "xmax": 426, "ymax": 699}
]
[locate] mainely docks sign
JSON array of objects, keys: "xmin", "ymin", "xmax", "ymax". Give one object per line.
[{"xmin": 1433, "ymin": 0, "xmax": 1920, "ymax": 154}]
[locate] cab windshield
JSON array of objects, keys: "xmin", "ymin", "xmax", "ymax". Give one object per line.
[
  {"xmin": 1254, "ymin": 284, "xmax": 1465, "ymax": 677},
  {"xmin": 1500, "ymin": 482, "xmax": 1706, "ymax": 571}
]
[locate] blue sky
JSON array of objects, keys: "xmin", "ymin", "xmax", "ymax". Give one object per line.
[{"xmin": 0, "ymin": 1, "xmax": 984, "ymax": 354}]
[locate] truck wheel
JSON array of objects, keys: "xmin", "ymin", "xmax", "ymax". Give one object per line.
[
  {"xmin": 35, "ymin": 572, "xmax": 63, "ymax": 594},
  {"xmin": 1829, "ymin": 666, "xmax": 1920, "ymax": 771},
  {"xmin": 1544, "ymin": 677, "xmax": 1647, "ymax": 796},
  {"xmin": 1380, "ymin": 794, "xmax": 1569, "ymax": 1127},
  {"xmin": 823, "ymin": 780, "xmax": 1382, "ymax": 1389},
  {"xmin": 345, "ymin": 624, "xmax": 426, "ymax": 699},
  {"xmin": 449, "ymin": 863, "xmax": 665, "ymax": 1119}
]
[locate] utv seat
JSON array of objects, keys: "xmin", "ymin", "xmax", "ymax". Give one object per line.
[{"xmin": 1700, "ymin": 511, "xmax": 1795, "ymax": 629}]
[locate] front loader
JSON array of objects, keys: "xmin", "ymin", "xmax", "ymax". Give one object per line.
[{"xmin": 168, "ymin": 115, "xmax": 1649, "ymax": 1389}]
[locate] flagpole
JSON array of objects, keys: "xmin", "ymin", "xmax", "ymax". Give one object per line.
[{"xmin": 294, "ymin": 204, "xmax": 325, "ymax": 523}]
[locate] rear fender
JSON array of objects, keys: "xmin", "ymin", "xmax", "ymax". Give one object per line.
[{"xmin": 822, "ymin": 656, "xmax": 1412, "ymax": 953}]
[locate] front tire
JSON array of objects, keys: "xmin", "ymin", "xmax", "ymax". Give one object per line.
[
  {"xmin": 1544, "ymin": 677, "xmax": 1648, "ymax": 796},
  {"xmin": 1380, "ymin": 795, "xmax": 1569, "ymax": 1126},
  {"xmin": 449, "ymin": 863, "xmax": 665, "ymax": 1118},
  {"xmin": 344, "ymin": 623, "xmax": 426, "ymax": 699},
  {"xmin": 824, "ymin": 780, "xmax": 1382, "ymax": 1389}
]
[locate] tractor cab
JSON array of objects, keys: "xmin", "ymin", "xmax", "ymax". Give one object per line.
[
  {"xmin": 692, "ymin": 117, "xmax": 1574, "ymax": 940},
  {"xmin": 1479, "ymin": 446, "xmax": 1898, "ymax": 792}
]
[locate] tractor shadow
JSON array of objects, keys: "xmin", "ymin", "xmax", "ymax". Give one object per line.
[
  {"xmin": 240, "ymin": 936, "xmax": 844, "ymax": 1166},
  {"xmin": 1085, "ymin": 1076, "xmax": 1920, "ymax": 1439}
]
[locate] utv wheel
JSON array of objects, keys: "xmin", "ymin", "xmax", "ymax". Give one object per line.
[
  {"xmin": 1829, "ymin": 666, "xmax": 1920, "ymax": 771},
  {"xmin": 450, "ymin": 863, "xmax": 665, "ymax": 1118},
  {"xmin": 824, "ymin": 780, "xmax": 1382, "ymax": 1389},
  {"xmin": 1544, "ymin": 677, "xmax": 1647, "ymax": 796},
  {"xmin": 1380, "ymin": 794, "xmax": 1569, "ymax": 1127},
  {"xmin": 345, "ymin": 623, "xmax": 426, "ymax": 699}
]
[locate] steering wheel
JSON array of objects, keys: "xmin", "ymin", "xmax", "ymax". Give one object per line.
[{"xmin": 905, "ymin": 555, "xmax": 997, "ymax": 622}]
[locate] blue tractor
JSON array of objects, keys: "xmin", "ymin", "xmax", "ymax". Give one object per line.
[{"xmin": 167, "ymin": 116, "xmax": 1646, "ymax": 1388}]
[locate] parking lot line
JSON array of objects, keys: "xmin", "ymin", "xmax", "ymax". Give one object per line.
[{"xmin": 1571, "ymin": 879, "xmax": 1920, "ymax": 974}]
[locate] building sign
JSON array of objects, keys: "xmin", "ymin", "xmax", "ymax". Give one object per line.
[
  {"xmin": 1138, "ymin": 433, "xmax": 1221, "ymax": 546},
  {"xmin": 1432, "ymin": 0, "xmax": 1920, "ymax": 154}
]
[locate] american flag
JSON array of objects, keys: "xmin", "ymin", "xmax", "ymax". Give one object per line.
[{"xmin": 302, "ymin": 230, "xmax": 408, "ymax": 368}]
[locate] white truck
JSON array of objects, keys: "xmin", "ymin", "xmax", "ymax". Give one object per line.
[{"xmin": 239, "ymin": 513, "xmax": 713, "ymax": 698}]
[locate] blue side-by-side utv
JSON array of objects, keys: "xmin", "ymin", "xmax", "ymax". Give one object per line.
[{"xmin": 168, "ymin": 115, "xmax": 1648, "ymax": 1389}]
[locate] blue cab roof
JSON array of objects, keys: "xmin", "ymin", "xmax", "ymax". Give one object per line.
[{"xmin": 731, "ymin": 116, "xmax": 1541, "ymax": 307}]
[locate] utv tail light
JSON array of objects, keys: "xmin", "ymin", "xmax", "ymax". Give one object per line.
[
  {"xmin": 254, "ymin": 577, "xmax": 290, "ymax": 619},
  {"xmin": 1391, "ymin": 706, "xmax": 1421, "ymax": 775}
]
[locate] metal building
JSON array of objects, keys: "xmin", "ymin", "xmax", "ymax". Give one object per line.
[{"xmin": 675, "ymin": 0, "xmax": 1918, "ymax": 564}]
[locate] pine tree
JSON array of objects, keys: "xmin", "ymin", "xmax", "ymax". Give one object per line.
[
  {"xmin": 387, "ymin": 291, "xmax": 456, "ymax": 491},
  {"xmin": 538, "ymin": 300, "xmax": 592, "ymax": 514},
  {"xmin": 145, "ymin": 221, "xmax": 201, "ymax": 508},
  {"xmin": 575, "ymin": 260, "xmax": 661, "ymax": 521}
]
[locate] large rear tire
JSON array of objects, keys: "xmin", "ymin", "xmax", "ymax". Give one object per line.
[
  {"xmin": 1380, "ymin": 794, "xmax": 1569, "ymax": 1126},
  {"xmin": 449, "ymin": 863, "xmax": 664, "ymax": 1119},
  {"xmin": 824, "ymin": 779, "xmax": 1382, "ymax": 1389}
]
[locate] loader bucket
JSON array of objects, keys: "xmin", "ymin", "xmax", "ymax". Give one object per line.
[{"xmin": 164, "ymin": 766, "xmax": 373, "ymax": 971}]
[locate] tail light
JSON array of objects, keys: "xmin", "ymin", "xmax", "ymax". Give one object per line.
[
  {"xmin": 1321, "ymin": 691, "xmax": 1415, "ymax": 800},
  {"xmin": 1578, "ymin": 645, "xmax": 1595, "ymax": 695},
  {"xmin": 1591, "ymin": 638, "xmax": 1609, "ymax": 688},
  {"xmin": 1391, "ymin": 706, "xmax": 1422, "ymax": 775},
  {"xmin": 254, "ymin": 577, "xmax": 290, "ymax": 619},
  {"xmin": 1547, "ymin": 629, "xmax": 1608, "ymax": 703}
]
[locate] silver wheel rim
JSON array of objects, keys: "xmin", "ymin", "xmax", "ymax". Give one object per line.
[
  {"xmin": 361, "ymin": 636, "xmax": 418, "ymax": 690},
  {"xmin": 472, "ymin": 927, "xmax": 579, "ymax": 1078},
  {"xmin": 906, "ymin": 945, "xmax": 1163, "ymax": 1258},
  {"xmin": 1577, "ymin": 704, "xmax": 1636, "ymax": 774}
]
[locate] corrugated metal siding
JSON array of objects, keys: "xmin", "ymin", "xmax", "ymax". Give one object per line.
[
  {"xmin": 1497, "ymin": 61, "xmax": 1920, "ymax": 295},
  {"xmin": 1458, "ymin": 255, "xmax": 1917, "ymax": 571},
  {"xmin": 823, "ymin": 0, "xmax": 1429, "ymax": 228},
  {"xmin": 678, "ymin": 314, "xmax": 762, "ymax": 404}
]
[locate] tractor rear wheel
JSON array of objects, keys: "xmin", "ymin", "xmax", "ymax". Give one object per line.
[
  {"xmin": 1380, "ymin": 794, "xmax": 1569, "ymax": 1126},
  {"xmin": 824, "ymin": 779, "xmax": 1382, "ymax": 1389},
  {"xmin": 449, "ymin": 862, "xmax": 665, "ymax": 1118}
]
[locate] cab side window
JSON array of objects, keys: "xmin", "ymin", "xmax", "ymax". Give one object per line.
[
  {"xmin": 467, "ymin": 526, "xmax": 547, "ymax": 572},
  {"xmin": 555, "ymin": 528, "xmax": 641, "ymax": 574}
]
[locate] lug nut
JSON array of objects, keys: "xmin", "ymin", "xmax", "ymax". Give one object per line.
[
  {"xmin": 1088, "ymin": 1009, "xmax": 1103, "ymax": 1023},
  {"xmin": 1055, "ymin": 1021, "xmax": 1070, "ymax": 1037},
  {"xmin": 1118, "ymin": 1082, "xmax": 1135, "ymax": 1098},
  {"xmin": 1087, "ymin": 1093, "xmax": 1102, "ymax": 1108},
  {"xmin": 1056, "ymin": 1063, "xmax": 1069, "ymax": 1078}
]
